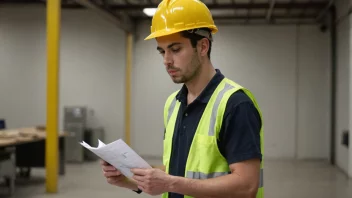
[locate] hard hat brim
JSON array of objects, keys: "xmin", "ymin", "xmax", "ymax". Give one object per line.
[{"xmin": 144, "ymin": 25, "xmax": 218, "ymax": 40}]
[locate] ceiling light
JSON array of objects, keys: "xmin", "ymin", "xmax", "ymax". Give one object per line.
[{"xmin": 143, "ymin": 8, "xmax": 157, "ymax": 17}]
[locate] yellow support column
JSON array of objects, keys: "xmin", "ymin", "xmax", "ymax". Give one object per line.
[
  {"xmin": 46, "ymin": 0, "xmax": 61, "ymax": 193},
  {"xmin": 125, "ymin": 32, "xmax": 133, "ymax": 146}
]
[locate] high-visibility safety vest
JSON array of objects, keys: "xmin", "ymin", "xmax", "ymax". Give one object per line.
[{"xmin": 163, "ymin": 77, "xmax": 264, "ymax": 198}]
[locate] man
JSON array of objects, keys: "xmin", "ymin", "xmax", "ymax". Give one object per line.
[{"xmin": 101, "ymin": 0, "xmax": 264, "ymax": 198}]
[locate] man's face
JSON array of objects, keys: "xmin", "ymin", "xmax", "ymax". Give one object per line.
[{"xmin": 156, "ymin": 33, "xmax": 201, "ymax": 84}]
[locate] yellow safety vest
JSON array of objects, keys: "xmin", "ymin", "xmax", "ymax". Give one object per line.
[{"xmin": 162, "ymin": 77, "xmax": 264, "ymax": 198}]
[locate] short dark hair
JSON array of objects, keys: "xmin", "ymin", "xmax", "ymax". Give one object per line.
[{"xmin": 180, "ymin": 28, "xmax": 213, "ymax": 60}]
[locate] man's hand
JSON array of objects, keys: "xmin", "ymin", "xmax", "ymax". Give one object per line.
[
  {"xmin": 151, "ymin": 165, "xmax": 166, "ymax": 172},
  {"xmin": 131, "ymin": 168, "xmax": 174, "ymax": 196},
  {"xmin": 101, "ymin": 160, "xmax": 139, "ymax": 191},
  {"xmin": 101, "ymin": 160, "xmax": 127, "ymax": 187}
]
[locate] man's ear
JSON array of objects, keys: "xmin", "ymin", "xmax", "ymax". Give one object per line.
[{"xmin": 198, "ymin": 38, "xmax": 210, "ymax": 57}]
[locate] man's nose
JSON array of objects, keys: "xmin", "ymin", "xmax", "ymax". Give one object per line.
[{"xmin": 163, "ymin": 51, "xmax": 173, "ymax": 67}]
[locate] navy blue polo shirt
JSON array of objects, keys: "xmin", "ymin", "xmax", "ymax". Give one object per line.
[{"xmin": 167, "ymin": 69, "xmax": 262, "ymax": 198}]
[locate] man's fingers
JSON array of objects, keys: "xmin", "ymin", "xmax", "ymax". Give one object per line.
[
  {"xmin": 107, "ymin": 177, "xmax": 122, "ymax": 184},
  {"xmin": 130, "ymin": 168, "xmax": 146, "ymax": 176},
  {"xmin": 132, "ymin": 175, "xmax": 145, "ymax": 182},
  {"xmin": 138, "ymin": 185, "xmax": 145, "ymax": 192},
  {"xmin": 106, "ymin": 175, "xmax": 125, "ymax": 184},
  {"xmin": 103, "ymin": 165, "xmax": 117, "ymax": 172},
  {"xmin": 100, "ymin": 160, "xmax": 109, "ymax": 165},
  {"xmin": 104, "ymin": 171, "xmax": 121, "ymax": 177}
]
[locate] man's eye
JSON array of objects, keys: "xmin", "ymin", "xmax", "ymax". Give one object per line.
[{"xmin": 172, "ymin": 48, "xmax": 180, "ymax": 53}]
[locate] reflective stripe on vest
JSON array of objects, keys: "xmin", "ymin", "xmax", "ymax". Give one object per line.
[
  {"xmin": 167, "ymin": 98, "xmax": 177, "ymax": 123},
  {"xmin": 209, "ymin": 83, "xmax": 234, "ymax": 136},
  {"xmin": 186, "ymin": 171, "xmax": 230, "ymax": 179},
  {"xmin": 186, "ymin": 169, "xmax": 263, "ymax": 188},
  {"xmin": 165, "ymin": 97, "xmax": 176, "ymax": 140}
]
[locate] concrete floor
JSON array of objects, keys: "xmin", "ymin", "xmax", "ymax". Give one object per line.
[{"xmin": 1, "ymin": 159, "xmax": 352, "ymax": 198}]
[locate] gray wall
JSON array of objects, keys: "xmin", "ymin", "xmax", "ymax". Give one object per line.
[
  {"xmin": 350, "ymin": 14, "xmax": 352, "ymax": 177},
  {"xmin": 0, "ymin": 5, "xmax": 126, "ymax": 142},
  {"xmin": 335, "ymin": 0, "xmax": 351, "ymax": 176},
  {"xmin": 350, "ymin": 17, "xmax": 352, "ymax": 179},
  {"xmin": 132, "ymin": 21, "xmax": 331, "ymax": 160},
  {"xmin": 350, "ymin": 18, "xmax": 352, "ymax": 178}
]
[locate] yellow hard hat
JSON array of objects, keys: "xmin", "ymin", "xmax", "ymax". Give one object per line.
[{"xmin": 144, "ymin": 0, "xmax": 218, "ymax": 40}]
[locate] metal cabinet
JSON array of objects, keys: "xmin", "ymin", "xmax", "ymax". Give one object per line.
[
  {"xmin": 63, "ymin": 106, "xmax": 104, "ymax": 163},
  {"xmin": 64, "ymin": 106, "xmax": 88, "ymax": 163}
]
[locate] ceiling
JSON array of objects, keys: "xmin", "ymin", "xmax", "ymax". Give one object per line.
[{"xmin": 1, "ymin": 0, "xmax": 334, "ymax": 25}]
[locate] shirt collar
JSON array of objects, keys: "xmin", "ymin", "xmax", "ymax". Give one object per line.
[{"xmin": 176, "ymin": 69, "xmax": 225, "ymax": 104}]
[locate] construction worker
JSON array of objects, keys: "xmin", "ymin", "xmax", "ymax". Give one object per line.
[{"xmin": 101, "ymin": 0, "xmax": 263, "ymax": 197}]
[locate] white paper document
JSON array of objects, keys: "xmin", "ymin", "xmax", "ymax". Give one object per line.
[{"xmin": 80, "ymin": 139, "xmax": 152, "ymax": 179}]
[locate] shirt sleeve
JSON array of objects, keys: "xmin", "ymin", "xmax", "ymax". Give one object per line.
[{"xmin": 217, "ymin": 91, "xmax": 262, "ymax": 165}]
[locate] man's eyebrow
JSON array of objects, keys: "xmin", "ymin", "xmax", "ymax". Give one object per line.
[
  {"xmin": 157, "ymin": 42, "xmax": 182, "ymax": 51},
  {"xmin": 167, "ymin": 42, "xmax": 182, "ymax": 48}
]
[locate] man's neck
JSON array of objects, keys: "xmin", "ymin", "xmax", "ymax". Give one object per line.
[{"xmin": 185, "ymin": 63, "xmax": 216, "ymax": 102}]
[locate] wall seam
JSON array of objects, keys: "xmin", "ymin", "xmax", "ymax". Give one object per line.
[{"xmin": 295, "ymin": 24, "xmax": 300, "ymax": 159}]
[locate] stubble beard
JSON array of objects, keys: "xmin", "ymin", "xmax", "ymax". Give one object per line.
[{"xmin": 172, "ymin": 52, "xmax": 202, "ymax": 84}]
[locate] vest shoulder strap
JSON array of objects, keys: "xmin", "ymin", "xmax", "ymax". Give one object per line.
[
  {"xmin": 212, "ymin": 79, "xmax": 243, "ymax": 139},
  {"xmin": 163, "ymin": 90, "xmax": 179, "ymax": 128},
  {"xmin": 215, "ymin": 78, "xmax": 263, "ymax": 140}
]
